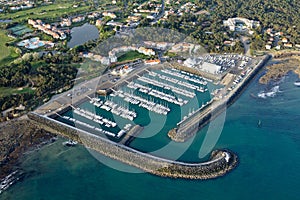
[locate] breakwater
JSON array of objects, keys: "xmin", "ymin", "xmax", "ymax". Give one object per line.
[
  {"xmin": 28, "ymin": 112, "xmax": 238, "ymax": 180},
  {"xmin": 168, "ymin": 55, "xmax": 272, "ymax": 142}
]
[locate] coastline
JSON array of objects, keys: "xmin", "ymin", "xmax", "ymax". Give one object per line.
[
  {"xmin": 259, "ymin": 53, "xmax": 300, "ymax": 84},
  {"xmin": 1, "ymin": 52, "xmax": 286, "ymax": 183},
  {"xmin": 28, "ymin": 112, "xmax": 238, "ymax": 180},
  {"xmin": 0, "ymin": 117, "xmax": 56, "ymax": 194}
]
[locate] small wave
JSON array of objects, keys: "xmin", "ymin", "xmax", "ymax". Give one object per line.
[
  {"xmin": 257, "ymin": 86, "xmax": 281, "ymax": 99},
  {"xmin": 0, "ymin": 170, "xmax": 24, "ymax": 195}
]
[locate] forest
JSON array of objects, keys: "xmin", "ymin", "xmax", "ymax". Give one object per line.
[{"xmin": 157, "ymin": 0, "xmax": 300, "ymax": 52}]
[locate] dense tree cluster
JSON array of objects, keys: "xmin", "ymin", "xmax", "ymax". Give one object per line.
[
  {"xmin": 160, "ymin": 0, "xmax": 300, "ymax": 52},
  {"xmin": 0, "ymin": 52, "xmax": 78, "ymax": 111}
]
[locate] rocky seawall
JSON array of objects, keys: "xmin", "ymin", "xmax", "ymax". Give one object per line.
[{"xmin": 28, "ymin": 112, "xmax": 238, "ymax": 180}]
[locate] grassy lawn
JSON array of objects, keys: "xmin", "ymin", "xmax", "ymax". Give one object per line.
[
  {"xmin": 0, "ymin": 30, "xmax": 13, "ymax": 60},
  {"xmin": 0, "ymin": 3, "xmax": 93, "ymax": 22},
  {"xmin": 117, "ymin": 51, "xmax": 149, "ymax": 62},
  {"xmin": 0, "ymin": 87, "xmax": 35, "ymax": 97},
  {"xmin": 0, "ymin": 30, "xmax": 19, "ymax": 65}
]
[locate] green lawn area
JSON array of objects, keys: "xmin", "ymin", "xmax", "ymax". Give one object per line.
[
  {"xmin": 0, "ymin": 3, "xmax": 93, "ymax": 22},
  {"xmin": 0, "ymin": 30, "xmax": 19, "ymax": 65},
  {"xmin": 117, "ymin": 51, "xmax": 149, "ymax": 62},
  {"xmin": 0, "ymin": 87, "xmax": 35, "ymax": 97}
]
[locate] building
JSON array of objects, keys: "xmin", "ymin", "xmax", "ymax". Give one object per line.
[
  {"xmin": 60, "ymin": 18, "xmax": 72, "ymax": 27},
  {"xmin": 95, "ymin": 19, "xmax": 102, "ymax": 26},
  {"xmin": 184, "ymin": 58, "xmax": 222, "ymax": 74},
  {"xmin": 265, "ymin": 44, "xmax": 272, "ymax": 50},
  {"xmin": 282, "ymin": 38, "xmax": 288, "ymax": 43},
  {"xmin": 144, "ymin": 59, "xmax": 161, "ymax": 65},
  {"xmin": 103, "ymin": 12, "xmax": 117, "ymax": 19},
  {"xmin": 284, "ymin": 43, "xmax": 293, "ymax": 48},
  {"xmin": 28, "ymin": 19, "xmax": 67, "ymax": 40},
  {"xmin": 223, "ymin": 18, "xmax": 260, "ymax": 32},
  {"xmin": 200, "ymin": 62, "xmax": 221, "ymax": 74}
]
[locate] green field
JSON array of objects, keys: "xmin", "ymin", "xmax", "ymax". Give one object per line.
[
  {"xmin": 0, "ymin": 87, "xmax": 34, "ymax": 97},
  {"xmin": 0, "ymin": 30, "xmax": 18, "ymax": 64},
  {"xmin": 0, "ymin": 3, "xmax": 93, "ymax": 22},
  {"xmin": 117, "ymin": 51, "xmax": 149, "ymax": 62}
]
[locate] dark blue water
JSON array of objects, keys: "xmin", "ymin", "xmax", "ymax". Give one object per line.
[
  {"xmin": 0, "ymin": 19, "xmax": 12, "ymax": 23},
  {"xmin": 1, "ymin": 70, "xmax": 300, "ymax": 199},
  {"xmin": 67, "ymin": 23, "xmax": 99, "ymax": 48}
]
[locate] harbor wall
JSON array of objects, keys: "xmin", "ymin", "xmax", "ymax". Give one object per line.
[
  {"xmin": 272, "ymin": 51, "xmax": 300, "ymax": 59},
  {"xmin": 28, "ymin": 112, "xmax": 238, "ymax": 180},
  {"xmin": 169, "ymin": 55, "xmax": 272, "ymax": 142}
]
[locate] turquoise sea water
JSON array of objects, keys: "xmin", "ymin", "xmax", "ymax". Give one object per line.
[{"xmin": 1, "ymin": 69, "xmax": 300, "ymax": 200}]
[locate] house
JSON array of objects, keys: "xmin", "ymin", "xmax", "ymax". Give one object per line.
[
  {"xmin": 282, "ymin": 38, "xmax": 288, "ymax": 43},
  {"xmin": 284, "ymin": 43, "xmax": 293, "ymax": 48},
  {"xmin": 144, "ymin": 59, "xmax": 161, "ymax": 65},
  {"xmin": 265, "ymin": 44, "xmax": 272, "ymax": 50},
  {"xmin": 95, "ymin": 19, "xmax": 102, "ymax": 26},
  {"xmin": 266, "ymin": 28, "xmax": 273, "ymax": 35},
  {"xmin": 60, "ymin": 18, "xmax": 72, "ymax": 27},
  {"xmin": 103, "ymin": 12, "xmax": 116, "ymax": 19},
  {"xmin": 224, "ymin": 40, "xmax": 236, "ymax": 46}
]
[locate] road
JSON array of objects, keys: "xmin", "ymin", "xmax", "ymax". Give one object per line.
[{"xmin": 240, "ymin": 36, "xmax": 251, "ymax": 56}]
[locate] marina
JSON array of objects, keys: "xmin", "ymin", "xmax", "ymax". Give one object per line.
[
  {"xmin": 28, "ymin": 53, "xmax": 269, "ymax": 181},
  {"xmin": 54, "ymin": 66, "xmax": 215, "ymax": 144}
]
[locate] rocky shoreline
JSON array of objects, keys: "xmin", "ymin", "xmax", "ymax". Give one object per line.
[
  {"xmin": 0, "ymin": 117, "xmax": 56, "ymax": 194},
  {"xmin": 259, "ymin": 56, "xmax": 300, "ymax": 84}
]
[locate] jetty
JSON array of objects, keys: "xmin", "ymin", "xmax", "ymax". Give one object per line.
[{"xmin": 168, "ymin": 54, "xmax": 272, "ymax": 142}]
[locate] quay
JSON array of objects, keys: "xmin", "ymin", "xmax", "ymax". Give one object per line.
[{"xmin": 168, "ymin": 54, "xmax": 272, "ymax": 142}]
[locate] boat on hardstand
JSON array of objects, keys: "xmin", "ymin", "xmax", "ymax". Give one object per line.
[{"xmin": 294, "ymin": 81, "xmax": 300, "ymax": 87}]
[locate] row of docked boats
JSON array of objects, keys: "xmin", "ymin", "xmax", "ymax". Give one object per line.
[
  {"xmin": 149, "ymin": 71, "xmax": 207, "ymax": 93},
  {"xmin": 165, "ymin": 68, "xmax": 210, "ymax": 84},
  {"xmin": 114, "ymin": 90, "xmax": 170, "ymax": 115},
  {"xmin": 73, "ymin": 108, "xmax": 117, "ymax": 128},
  {"xmin": 89, "ymin": 97, "xmax": 103, "ymax": 107},
  {"xmin": 88, "ymin": 96, "xmax": 137, "ymax": 121},
  {"xmin": 137, "ymin": 76, "xmax": 195, "ymax": 98},
  {"xmin": 127, "ymin": 82, "xmax": 188, "ymax": 106},
  {"xmin": 62, "ymin": 115, "xmax": 126, "ymax": 138},
  {"xmin": 104, "ymin": 100, "xmax": 137, "ymax": 121}
]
